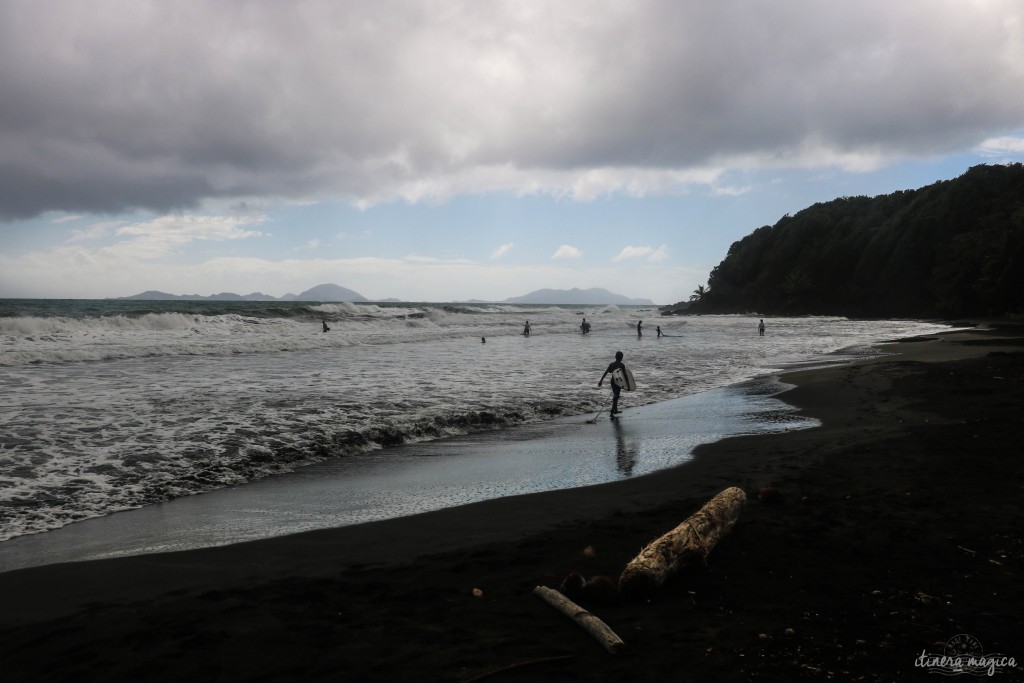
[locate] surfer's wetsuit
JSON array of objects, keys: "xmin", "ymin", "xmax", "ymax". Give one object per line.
[{"xmin": 602, "ymin": 359, "xmax": 626, "ymax": 414}]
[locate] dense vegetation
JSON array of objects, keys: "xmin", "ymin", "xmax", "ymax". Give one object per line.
[{"xmin": 684, "ymin": 164, "xmax": 1024, "ymax": 318}]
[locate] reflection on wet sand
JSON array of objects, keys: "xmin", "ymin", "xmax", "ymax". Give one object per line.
[{"xmin": 612, "ymin": 419, "xmax": 637, "ymax": 476}]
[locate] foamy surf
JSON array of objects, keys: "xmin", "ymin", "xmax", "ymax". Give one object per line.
[{"xmin": 0, "ymin": 299, "xmax": 955, "ymax": 541}]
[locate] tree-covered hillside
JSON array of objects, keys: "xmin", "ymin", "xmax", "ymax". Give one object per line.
[{"xmin": 689, "ymin": 164, "xmax": 1024, "ymax": 318}]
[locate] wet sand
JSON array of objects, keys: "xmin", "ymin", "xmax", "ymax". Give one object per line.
[
  {"xmin": 0, "ymin": 324, "xmax": 1021, "ymax": 682},
  {"xmin": 0, "ymin": 376, "xmax": 809, "ymax": 574}
]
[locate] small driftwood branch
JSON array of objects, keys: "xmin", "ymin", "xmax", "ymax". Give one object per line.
[
  {"xmin": 532, "ymin": 585, "xmax": 625, "ymax": 653},
  {"xmin": 619, "ymin": 486, "xmax": 747, "ymax": 598}
]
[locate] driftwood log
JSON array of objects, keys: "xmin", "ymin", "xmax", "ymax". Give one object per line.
[
  {"xmin": 532, "ymin": 586, "xmax": 625, "ymax": 653},
  {"xmin": 618, "ymin": 486, "xmax": 746, "ymax": 597}
]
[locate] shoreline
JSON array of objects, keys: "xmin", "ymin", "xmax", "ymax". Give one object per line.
[
  {"xmin": 1, "ymin": 319, "xmax": 918, "ymax": 566},
  {"xmin": 1, "ymin": 324, "xmax": 1021, "ymax": 681},
  {"xmin": 0, "ymin": 374, "xmax": 811, "ymax": 574}
]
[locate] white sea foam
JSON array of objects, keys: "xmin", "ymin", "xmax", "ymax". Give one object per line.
[{"xmin": 0, "ymin": 301, "xmax": 955, "ymax": 541}]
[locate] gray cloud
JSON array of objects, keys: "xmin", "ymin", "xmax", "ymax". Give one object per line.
[{"xmin": 2, "ymin": 0, "xmax": 1023, "ymax": 219}]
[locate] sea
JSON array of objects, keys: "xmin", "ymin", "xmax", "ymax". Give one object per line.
[{"xmin": 0, "ymin": 299, "xmax": 955, "ymax": 546}]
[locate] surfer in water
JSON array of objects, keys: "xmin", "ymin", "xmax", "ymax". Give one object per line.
[
  {"xmin": 322, "ymin": 320, "xmax": 330, "ymax": 333},
  {"xmin": 637, "ymin": 320, "xmax": 643, "ymax": 337},
  {"xmin": 598, "ymin": 351, "xmax": 626, "ymax": 416},
  {"xmin": 523, "ymin": 320, "xmax": 531, "ymax": 336}
]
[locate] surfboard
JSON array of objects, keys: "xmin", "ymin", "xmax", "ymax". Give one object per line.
[{"xmin": 611, "ymin": 367, "xmax": 636, "ymax": 391}]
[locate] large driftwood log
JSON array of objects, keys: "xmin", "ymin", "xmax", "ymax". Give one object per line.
[
  {"xmin": 619, "ymin": 486, "xmax": 746, "ymax": 597},
  {"xmin": 532, "ymin": 586, "xmax": 625, "ymax": 653}
]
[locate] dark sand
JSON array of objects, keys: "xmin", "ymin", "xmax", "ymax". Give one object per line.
[{"xmin": 1, "ymin": 325, "xmax": 1021, "ymax": 682}]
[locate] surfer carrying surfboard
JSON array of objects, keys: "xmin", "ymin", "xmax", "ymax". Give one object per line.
[{"xmin": 598, "ymin": 350, "xmax": 628, "ymax": 416}]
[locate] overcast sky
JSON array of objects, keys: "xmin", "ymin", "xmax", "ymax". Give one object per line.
[{"xmin": 2, "ymin": 0, "xmax": 1023, "ymax": 303}]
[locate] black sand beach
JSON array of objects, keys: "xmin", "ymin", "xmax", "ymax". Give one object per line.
[{"xmin": 0, "ymin": 325, "xmax": 1021, "ymax": 682}]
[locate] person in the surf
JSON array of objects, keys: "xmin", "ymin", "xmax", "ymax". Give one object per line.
[
  {"xmin": 322, "ymin": 320, "xmax": 330, "ymax": 333},
  {"xmin": 637, "ymin": 320, "xmax": 643, "ymax": 337},
  {"xmin": 598, "ymin": 350, "xmax": 626, "ymax": 416},
  {"xmin": 523, "ymin": 320, "xmax": 531, "ymax": 336},
  {"xmin": 581, "ymin": 318, "xmax": 591, "ymax": 334}
]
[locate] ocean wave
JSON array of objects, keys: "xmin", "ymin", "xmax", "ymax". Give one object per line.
[
  {"xmin": 0, "ymin": 312, "xmax": 202, "ymax": 335},
  {"xmin": 0, "ymin": 396, "xmax": 594, "ymax": 541},
  {"xmin": 0, "ymin": 315, "xmax": 958, "ymax": 541},
  {"xmin": 0, "ymin": 302, "xmax": 634, "ymax": 367}
]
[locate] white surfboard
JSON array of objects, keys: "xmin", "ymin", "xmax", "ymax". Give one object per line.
[{"xmin": 611, "ymin": 367, "xmax": 636, "ymax": 391}]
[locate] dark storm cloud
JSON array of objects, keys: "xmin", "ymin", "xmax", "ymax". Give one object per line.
[{"xmin": 2, "ymin": 0, "xmax": 1023, "ymax": 219}]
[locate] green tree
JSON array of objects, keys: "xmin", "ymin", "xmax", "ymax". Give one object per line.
[{"xmin": 687, "ymin": 163, "xmax": 1024, "ymax": 317}]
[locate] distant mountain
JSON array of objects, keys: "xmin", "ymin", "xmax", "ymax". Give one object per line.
[
  {"xmin": 205, "ymin": 292, "xmax": 279, "ymax": 301},
  {"xmin": 293, "ymin": 283, "xmax": 368, "ymax": 302},
  {"xmin": 120, "ymin": 290, "xmax": 187, "ymax": 301},
  {"xmin": 119, "ymin": 284, "xmax": 654, "ymax": 305},
  {"xmin": 118, "ymin": 290, "xmax": 271, "ymax": 301},
  {"xmin": 119, "ymin": 283, "xmax": 369, "ymax": 302},
  {"xmin": 502, "ymin": 288, "xmax": 655, "ymax": 305}
]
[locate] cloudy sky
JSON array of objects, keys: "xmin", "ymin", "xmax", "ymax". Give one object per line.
[{"xmin": 2, "ymin": 0, "xmax": 1024, "ymax": 303}]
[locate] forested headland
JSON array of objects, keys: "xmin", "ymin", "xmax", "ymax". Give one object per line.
[{"xmin": 677, "ymin": 164, "xmax": 1024, "ymax": 319}]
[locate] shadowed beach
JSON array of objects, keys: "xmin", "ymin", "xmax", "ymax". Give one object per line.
[{"xmin": 0, "ymin": 325, "xmax": 1021, "ymax": 682}]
